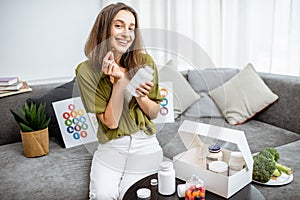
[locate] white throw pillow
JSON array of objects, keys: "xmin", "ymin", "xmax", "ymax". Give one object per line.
[
  {"xmin": 209, "ymin": 63, "xmax": 279, "ymax": 125},
  {"xmin": 159, "ymin": 60, "xmax": 200, "ymax": 118}
]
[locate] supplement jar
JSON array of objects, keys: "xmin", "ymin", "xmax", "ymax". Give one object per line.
[
  {"xmin": 229, "ymin": 151, "xmax": 245, "ymax": 176},
  {"xmin": 208, "ymin": 161, "xmax": 228, "ymax": 176},
  {"xmin": 158, "ymin": 161, "xmax": 175, "ymax": 195},
  {"xmin": 206, "ymin": 144, "xmax": 223, "ymax": 169}
]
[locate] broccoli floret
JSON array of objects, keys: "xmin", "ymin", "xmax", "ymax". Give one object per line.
[
  {"xmin": 265, "ymin": 147, "xmax": 280, "ymax": 162},
  {"xmin": 253, "ymin": 148, "xmax": 293, "ymax": 182},
  {"xmin": 260, "ymin": 148, "xmax": 293, "ymax": 175},
  {"xmin": 252, "ymin": 154, "xmax": 276, "ymax": 183},
  {"xmin": 257, "ymin": 149, "xmax": 273, "ymax": 160}
]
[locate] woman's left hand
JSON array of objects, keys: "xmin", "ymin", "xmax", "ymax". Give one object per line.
[{"xmin": 136, "ymin": 81, "xmax": 153, "ymax": 97}]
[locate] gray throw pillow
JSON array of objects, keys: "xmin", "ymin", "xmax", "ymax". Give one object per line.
[
  {"xmin": 159, "ymin": 60, "xmax": 200, "ymax": 118},
  {"xmin": 184, "ymin": 68, "xmax": 238, "ymax": 118},
  {"xmin": 184, "ymin": 92, "xmax": 223, "ymax": 117}
]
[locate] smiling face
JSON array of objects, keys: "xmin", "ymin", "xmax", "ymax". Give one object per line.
[{"xmin": 110, "ymin": 10, "xmax": 136, "ymax": 59}]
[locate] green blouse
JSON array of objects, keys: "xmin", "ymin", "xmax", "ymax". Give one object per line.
[{"xmin": 75, "ymin": 54, "xmax": 162, "ymax": 144}]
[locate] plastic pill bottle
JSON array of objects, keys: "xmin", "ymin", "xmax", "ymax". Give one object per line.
[
  {"xmin": 229, "ymin": 151, "xmax": 245, "ymax": 176},
  {"xmin": 206, "ymin": 144, "xmax": 223, "ymax": 169},
  {"xmin": 126, "ymin": 66, "xmax": 154, "ymax": 97},
  {"xmin": 158, "ymin": 161, "xmax": 175, "ymax": 195}
]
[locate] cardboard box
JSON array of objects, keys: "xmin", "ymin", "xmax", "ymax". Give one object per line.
[{"xmin": 173, "ymin": 120, "xmax": 253, "ymax": 198}]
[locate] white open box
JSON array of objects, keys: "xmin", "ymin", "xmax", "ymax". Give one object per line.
[{"xmin": 173, "ymin": 120, "xmax": 253, "ymax": 198}]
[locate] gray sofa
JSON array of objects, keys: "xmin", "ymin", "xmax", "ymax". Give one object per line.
[{"xmin": 0, "ymin": 71, "xmax": 299, "ymax": 200}]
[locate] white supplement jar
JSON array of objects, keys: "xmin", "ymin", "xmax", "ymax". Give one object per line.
[
  {"xmin": 229, "ymin": 151, "xmax": 245, "ymax": 176},
  {"xmin": 206, "ymin": 145, "xmax": 223, "ymax": 169},
  {"xmin": 126, "ymin": 66, "xmax": 154, "ymax": 97},
  {"xmin": 158, "ymin": 161, "xmax": 176, "ymax": 195},
  {"xmin": 208, "ymin": 161, "xmax": 228, "ymax": 176}
]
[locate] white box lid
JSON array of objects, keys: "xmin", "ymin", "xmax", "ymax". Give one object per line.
[{"xmin": 178, "ymin": 120, "xmax": 253, "ymax": 171}]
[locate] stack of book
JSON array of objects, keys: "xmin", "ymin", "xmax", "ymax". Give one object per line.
[{"xmin": 0, "ymin": 77, "xmax": 32, "ymax": 98}]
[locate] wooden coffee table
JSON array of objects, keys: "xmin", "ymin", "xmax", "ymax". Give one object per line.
[{"xmin": 123, "ymin": 174, "xmax": 265, "ymax": 200}]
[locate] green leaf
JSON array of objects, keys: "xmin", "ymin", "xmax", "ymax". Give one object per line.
[
  {"xmin": 24, "ymin": 104, "xmax": 32, "ymax": 124},
  {"xmin": 31, "ymin": 103, "xmax": 37, "ymax": 130},
  {"xmin": 10, "ymin": 109, "xmax": 29, "ymax": 128},
  {"xmin": 41, "ymin": 118, "xmax": 51, "ymax": 129},
  {"xmin": 24, "ymin": 102, "xmax": 30, "ymax": 112},
  {"xmin": 18, "ymin": 107, "xmax": 25, "ymax": 117},
  {"xmin": 20, "ymin": 122, "xmax": 35, "ymax": 132}
]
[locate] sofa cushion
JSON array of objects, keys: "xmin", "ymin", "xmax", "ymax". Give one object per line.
[
  {"xmin": 159, "ymin": 60, "xmax": 200, "ymax": 118},
  {"xmin": 184, "ymin": 68, "xmax": 238, "ymax": 118},
  {"xmin": 209, "ymin": 64, "xmax": 278, "ymax": 125},
  {"xmin": 0, "ymin": 139, "xmax": 97, "ymax": 200},
  {"xmin": 27, "ymin": 78, "xmax": 80, "ymax": 147}
]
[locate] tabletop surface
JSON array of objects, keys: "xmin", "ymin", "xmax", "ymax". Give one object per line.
[{"xmin": 123, "ymin": 174, "xmax": 265, "ymax": 200}]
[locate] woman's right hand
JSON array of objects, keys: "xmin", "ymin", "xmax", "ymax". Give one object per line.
[{"xmin": 102, "ymin": 51, "xmax": 124, "ymax": 81}]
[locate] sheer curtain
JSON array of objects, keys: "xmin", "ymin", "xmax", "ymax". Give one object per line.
[{"xmin": 101, "ymin": 0, "xmax": 300, "ymax": 76}]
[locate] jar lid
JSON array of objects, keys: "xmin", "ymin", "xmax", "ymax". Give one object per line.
[
  {"xmin": 137, "ymin": 188, "xmax": 151, "ymax": 199},
  {"xmin": 208, "ymin": 145, "xmax": 221, "ymax": 153},
  {"xmin": 230, "ymin": 152, "xmax": 244, "ymax": 161},
  {"xmin": 209, "ymin": 161, "xmax": 228, "ymax": 173}
]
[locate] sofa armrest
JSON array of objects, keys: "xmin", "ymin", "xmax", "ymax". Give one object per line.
[{"xmin": 255, "ymin": 73, "xmax": 300, "ymax": 134}]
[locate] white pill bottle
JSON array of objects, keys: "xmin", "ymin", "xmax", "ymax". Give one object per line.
[
  {"xmin": 158, "ymin": 161, "xmax": 175, "ymax": 195},
  {"xmin": 126, "ymin": 66, "xmax": 154, "ymax": 97}
]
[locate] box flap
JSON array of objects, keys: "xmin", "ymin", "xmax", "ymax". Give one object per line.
[{"xmin": 178, "ymin": 120, "xmax": 253, "ymax": 171}]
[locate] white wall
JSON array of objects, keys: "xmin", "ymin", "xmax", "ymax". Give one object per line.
[{"xmin": 0, "ymin": 0, "xmax": 101, "ymax": 85}]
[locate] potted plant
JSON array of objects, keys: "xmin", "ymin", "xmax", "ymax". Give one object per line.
[{"xmin": 10, "ymin": 102, "xmax": 51, "ymax": 157}]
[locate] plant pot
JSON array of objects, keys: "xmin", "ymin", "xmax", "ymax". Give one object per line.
[{"xmin": 20, "ymin": 127, "xmax": 49, "ymax": 158}]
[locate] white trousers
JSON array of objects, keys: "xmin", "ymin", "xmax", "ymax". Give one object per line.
[{"xmin": 89, "ymin": 130, "xmax": 163, "ymax": 200}]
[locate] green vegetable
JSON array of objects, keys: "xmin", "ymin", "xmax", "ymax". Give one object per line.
[
  {"xmin": 275, "ymin": 162, "xmax": 293, "ymax": 175},
  {"xmin": 263, "ymin": 148, "xmax": 293, "ymax": 175},
  {"xmin": 265, "ymin": 147, "xmax": 280, "ymax": 162},
  {"xmin": 253, "ymin": 153, "xmax": 276, "ymax": 183},
  {"xmin": 272, "ymin": 168, "xmax": 281, "ymax": 177},
  {"xmin": 10, "ymin": 102, "xmax": 50, "ymax": 132},
  {"xmin": 252, "ymin": 147, "xmax": 293, "ymax": 183}
]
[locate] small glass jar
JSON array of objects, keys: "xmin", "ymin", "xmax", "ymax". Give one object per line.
[
  {"xmin": 206, "ymin": 144, "xmax": 223, "ymax": 169},
  {"xmin": 229, "ymin": 151, "xmax": 245, "ymax": 176}
]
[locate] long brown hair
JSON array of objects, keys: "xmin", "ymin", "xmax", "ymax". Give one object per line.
[{"xmin": 84, "ymin": 2, "xmax": 145, "ymax": 72}]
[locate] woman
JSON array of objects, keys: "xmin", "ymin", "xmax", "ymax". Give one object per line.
[{"xmin": 75, "ymin": 3, "xmax": 163, "ymax": 200}]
